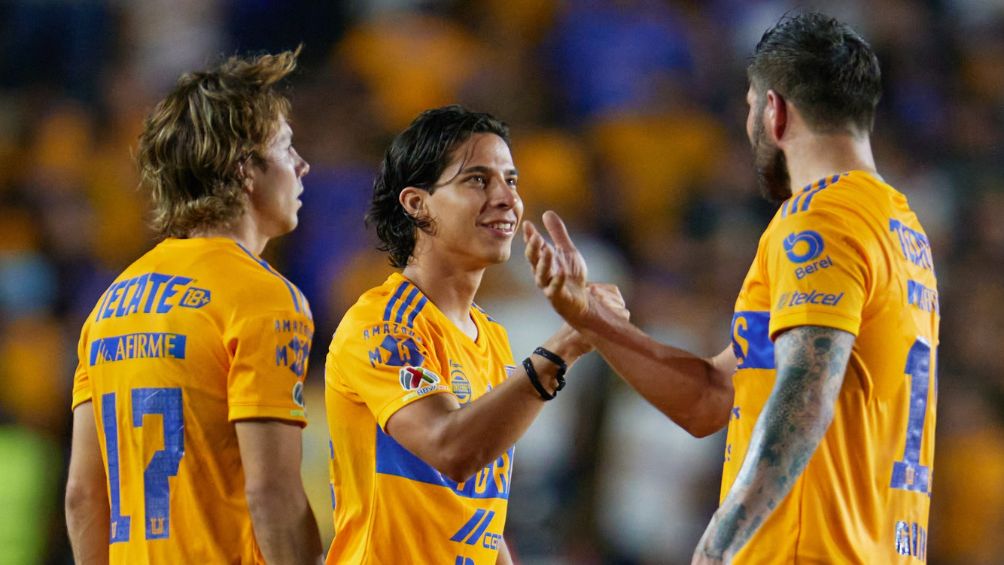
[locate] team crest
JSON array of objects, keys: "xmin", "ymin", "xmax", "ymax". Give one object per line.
[
  {"xmin": 399, "ymin": 365, "xmax": 440, "ymax": 391},
  {"xmin": 449, "ymin": 360, "xmax": 471, "ymax": 404}
]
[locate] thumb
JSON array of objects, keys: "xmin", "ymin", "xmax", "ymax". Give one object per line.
[{"xmin": 542, "ymin": 210, "xmax": 577, "ymax": 253}]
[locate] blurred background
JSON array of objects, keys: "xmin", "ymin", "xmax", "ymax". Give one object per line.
[{"xmin": 0, "ymin": 0, "xmax": 1002, "ymax": 563}]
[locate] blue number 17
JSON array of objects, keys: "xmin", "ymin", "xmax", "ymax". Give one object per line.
[
  {"xmin": 890, "ymin": 338, "xmax": 934, "ymax": 494},
  {"xmin": 101, "ymin": 387, "xmax": 185, "ymax": 542}
]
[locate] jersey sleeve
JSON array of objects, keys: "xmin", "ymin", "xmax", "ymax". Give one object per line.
[
  {"xmin": 766, "ymin": 203, "xmax": 874, "ymax": 339},
  {"xmin": 226, "ymin": 308, "xmax": 314, "ymax": 426},
  {"xmin": 71, "ymin": 325, "xmax": 92, "ymax": 410},
  {"xmin": 329, "ymin": 318, "xmax": 451, "ymax": 430},
  {"xmin": 71, "ymin": 363, "xmax": 91, "ymax": 410}
]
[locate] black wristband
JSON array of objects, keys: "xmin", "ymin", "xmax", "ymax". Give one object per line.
[
  {"xmin": 533, "ymin": 346, "xmax": 567, "ymax": 391},
  {"xmin": 523, "ymin": 357, "xmax": 555, "ymax": 401}
]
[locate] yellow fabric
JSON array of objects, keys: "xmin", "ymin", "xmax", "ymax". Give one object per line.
[
  {"xmin": 726, "ymin": 171, "xmax": 939, "ymax": 563},
  {"xmin": 71, "ymin": 237, "xmax": 314, "ymax": 564},
  {"xmin": 325, "ymin": 273, "xmax": 515, "ymax": 564}
]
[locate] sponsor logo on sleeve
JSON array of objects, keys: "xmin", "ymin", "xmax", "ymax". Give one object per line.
[
  {"xmin": 369, "ymin": 335, "xmax": 425, "ymax": 368},
  {"xmin": 275, "ymin": 335, "xmax": 310, "ymax": 378},
  {"xmin": 399, "ymin": 365, "xmax": 441, "ymax": 391},
  {"xmin": 776, "ymin": 289, "xmax": 845, "ymax": 309},
  {"xmin": 783, "ymin": 230, "xmax": 825, "ymax": 263}
]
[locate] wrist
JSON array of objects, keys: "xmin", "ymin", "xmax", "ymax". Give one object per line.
[{"xmin": 543, "ymin": 330, "xmax": 590, "ymax": 364}]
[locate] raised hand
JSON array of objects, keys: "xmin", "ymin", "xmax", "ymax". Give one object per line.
[
  {"xmin": 522, "ymin": 210, "xmax": 592, "ymax": 326},
  {"xmin": 588, "ymin": 283, "xmax": 630, "ymax": 323}
]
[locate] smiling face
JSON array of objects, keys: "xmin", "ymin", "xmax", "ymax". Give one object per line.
[
  {"xmin": 410, "ymin": 133, "xmax": 523, "ymax": 270},
  {"xmin": 246, "ymin": 115, "xmax": 310, "ymax": 238}
]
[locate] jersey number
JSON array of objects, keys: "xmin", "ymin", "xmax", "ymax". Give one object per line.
[
  {"xmin": 890, "ymin": 338, "xmax": 934, "ymax": 493},
  {"xmin": 101, "ymin": 388, "xmax": 184, "ymax": 543}
]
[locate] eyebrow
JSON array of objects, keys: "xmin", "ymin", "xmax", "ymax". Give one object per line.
[{"xmin": 460, "ymin": 165, "xmax": 519, "ymax": 176}]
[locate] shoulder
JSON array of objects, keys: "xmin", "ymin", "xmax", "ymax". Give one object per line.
[
  {"xmin": 333, "ymin": 276, "xmax": 435, "ymax": 344},
  {"xmin": 769, "ymin": 173, "xmax": 893, "ymax": 244},
  {"xmin": 201, "ymin": 243, "xmax": 311, "ymax": 316}
]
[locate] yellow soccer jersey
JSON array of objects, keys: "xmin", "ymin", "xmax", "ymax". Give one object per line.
[
  {"xmin": 325, "ymin": 273, "xmax": 516, "ymax": 565},
  {"xmin": 726, "ymin": 171, "xmax": 939, "ymax": 564},
  {"xmin": 71, "ymin": 237, "xmax": 313, "ymax": 565}
]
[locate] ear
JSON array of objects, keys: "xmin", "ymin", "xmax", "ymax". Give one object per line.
[
  {"xmin": 399, "ymin": 186, "xmax": 427, "ymax": 219},
  {"xmin": 239, "ymin": 160, "xmax": 256, "ymax": 193},
  {"xmin": 765, "ymin": 89, "xmax": 788, "ymax": 143}
]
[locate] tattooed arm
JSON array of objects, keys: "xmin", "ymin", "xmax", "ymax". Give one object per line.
[{"xmin": 692, "ymin": 326, "xmax": 855, "ymax": 564}]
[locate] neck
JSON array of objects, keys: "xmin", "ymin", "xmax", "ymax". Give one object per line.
[
  {"xmin": 189, "ymin": 215, "xmax": 269, "ymax": 256},
  {"xmin": 402, "ymin": 255, "xmax": 484, "ymax": 329},
  {"xmin": 784, "ymin": 131, "xmax": 879, "ymax": 191}
]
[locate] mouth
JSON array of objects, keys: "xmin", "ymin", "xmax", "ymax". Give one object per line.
[{"xmin": 480, "ymin": 221, "xmax": 516, "ymax": 237}]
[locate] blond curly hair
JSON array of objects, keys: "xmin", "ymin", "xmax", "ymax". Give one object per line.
[{"xmin": 137, "ymin": 48, "xmax": 299, "ymax": 238}]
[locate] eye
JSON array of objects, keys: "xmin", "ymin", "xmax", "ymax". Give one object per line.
[
  {"xmin": 468, "ymin": 175, "xmax": 487, "ymax": 186},
  {"xmin": 506, "ymin": 177, "xmax": 518, "ymax": 189}
]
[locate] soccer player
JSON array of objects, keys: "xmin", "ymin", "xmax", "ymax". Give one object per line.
[
  {"xmin": 524, "ymin": 13, "xmax": 938, "ymax": 564},
  {"xmin": 64, "ymin": 50, "xmax": 324, "ymax": 564},
  {"xmin": 324, "ymin": 105, "xmax": 611, "ymax": 564}
]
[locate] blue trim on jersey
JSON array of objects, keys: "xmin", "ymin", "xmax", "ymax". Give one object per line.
[
  {"xmin": 464, "ymin": 510, "xmax": 496, "ymax": 545},
  {"xmin": 234, "ymin": 242, "xmax": 301, "ymax": 313},
  {"xmin": 407, "ymin": 296, "xmax": 428, "ymax": 326},
  {"xmin": 394, "ymin": 286, "xmax": 420, "ymax": 324},
  {"xmin": 731, "ymin": 311, "xmax": 775, "ymax": 370},
  {"xmin": 375, "ymin": 425, "xmax": 511, "ymax": 500},
  {"xmin": 383, "ymin": 282, "xmax": 410, "ymax": 322},
  {"xmin": 472, "ymin": 303, "xmax": 498, "ymax": 323},
  {"xmin": 450, "ymin": 509, "xmax": 488, "ymax": 542},
  {"xmin": 781, "ymin": 174, "xmax": 847, "ymax": 218}
]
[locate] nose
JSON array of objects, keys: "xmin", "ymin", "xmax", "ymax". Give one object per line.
[
  {"xmin": 489, "ymin": 178, "xmax": 518, "ymax": 209},
  {"xmin": 294, "ymin": 148, "xmax": 310, "ymax": 177}
]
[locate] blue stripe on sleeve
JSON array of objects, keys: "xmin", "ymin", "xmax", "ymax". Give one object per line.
[
  {"xmin": 382, "ymin": 282, "xmax": 409, "ymax": 322},
  {"xmin": 394, "ymin": 286, "xmax": 420, "ymax": 324}
]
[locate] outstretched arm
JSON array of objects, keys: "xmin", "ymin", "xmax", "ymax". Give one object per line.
[
  {"xmin": 524, "ymin": 211, "xmax": 735, "ymax": 436},
  {"xmin": 386, "ymin": 324, "xmax": 594, "ymax": 482},
  {"xmin": 692, "ymin": 326, "xmax": 854, "ymax": 564}
]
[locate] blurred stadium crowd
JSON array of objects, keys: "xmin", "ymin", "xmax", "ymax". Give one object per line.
[{"xmin": 1, "ymin": 1, "xmax": 1003, "ymax": 564}]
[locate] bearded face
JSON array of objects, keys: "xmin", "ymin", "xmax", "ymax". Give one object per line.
[{"xmin": 749, "ymin": 93, "xmax": 792, "ymax": 203}]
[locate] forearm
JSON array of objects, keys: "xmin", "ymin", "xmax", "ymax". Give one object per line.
[
  {"xmin": 66, "ymin": 492, "xmax": 110, "ymax": 564},
  {"xmin": 578, "ymin": 312, "xmax": 733, "ymax": 436},
  {"xmin": 429, "ymin": 330, "xmax": 585, "ymax": 481},
  {"xmin": 696, "ymin": 327, "xmax": 852, "ymax": 561},
  {"xmin": 496, "ymin": 537, "xmax": 514, "ymax": 565},
  {"xmin": 246, "ymin": 486, "xmax": 323, "ymax": 565}
]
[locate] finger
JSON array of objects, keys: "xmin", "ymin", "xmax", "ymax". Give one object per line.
[
  {"xmin": 534, "ymin": 244, "xmax": 556, "ymax": 288},
  {"xmin": 522, "ymin": 220, "xmax": 539, "ymax": 244},
  {"xmin": 542, "ymin": 210, "xmax": 578, "ymax": 254},
  {"xmin": 525, "ymin": 231, "xmax": 542, "ymax": 265}
]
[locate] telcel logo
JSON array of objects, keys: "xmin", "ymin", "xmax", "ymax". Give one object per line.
[
  {"xmin": 777, "ymin": 290, "xmax": 845, "ymax": 309},
  {"xmin": 795, "ymin": 255, "xmax": 833, "ymax": 279},
  {"xmin": 783, "ymin": 231, "xmax": 825, "ymax": 263}
]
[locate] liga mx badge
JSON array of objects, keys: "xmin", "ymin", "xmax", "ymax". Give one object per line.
[{"xmin": 399, "ymin": 365, "xmax": 440, "ymax": 390}]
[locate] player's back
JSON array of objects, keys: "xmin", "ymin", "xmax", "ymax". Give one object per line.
[
  {"xmin": 72, "ymin": 237, "xmax": 313, "ymax": 564},
  {"xmin": 727, "ymin": 171, "xmax": 939, "ymax": 563}
]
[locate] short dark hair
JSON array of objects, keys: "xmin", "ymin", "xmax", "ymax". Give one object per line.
[
  {"xmin": 367, "ymin": 105, "xmax": 511, "ymax": 268},
  {"xmin": 748, "ymin": 12, "xmax": 881, "ymax": 134}
]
